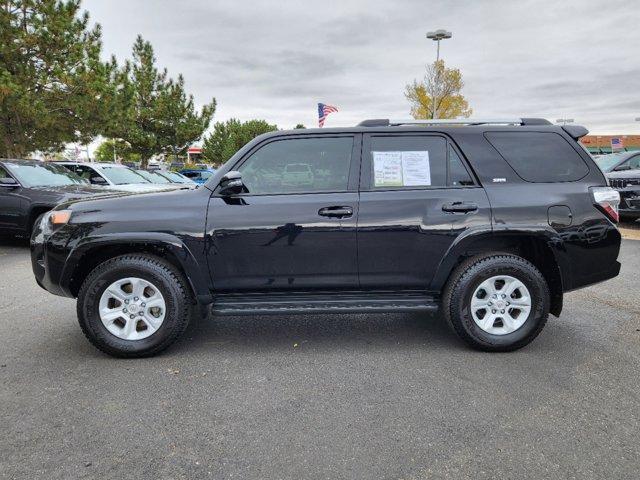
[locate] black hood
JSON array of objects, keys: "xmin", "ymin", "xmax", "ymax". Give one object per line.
[
  {"xmin": 24, "ymin": 184, "xmax": 125, "ymax": 206},
  {"xmin": 28, "ymin": 184, "xmax": 114, "ymax": 195}
]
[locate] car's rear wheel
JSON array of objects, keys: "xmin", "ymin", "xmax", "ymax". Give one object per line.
[
  {"xmin": 77, "ymin": 254, "xmax": 193, "ymax": 358},
  {"xmin": 443, "ymin": 254, "xmax": 550, "ymax": 352}
]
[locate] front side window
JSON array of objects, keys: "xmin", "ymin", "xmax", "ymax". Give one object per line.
[
  {"xmin": 238, "ymin": 136, "xmax": 353, "ymax": 194},
  {"xmin": 485, "ymin": 132, "xmax": 589, "ymax": 182},
  {"xmin": 4, "ymin": 162, "xmax": 86, "ymax": 187}
]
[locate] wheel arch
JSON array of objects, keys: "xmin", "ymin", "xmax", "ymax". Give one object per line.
[
  {"xmin": 63, "ymin": 233, "xmax": 212, "ymax": 304},
  {"xmin": 431, "ymin": 228, "xmax": 568, "ymax": 316},
  {"xmin": 27, "ymin": 205, "xmax": 54, "ymax": 235}
]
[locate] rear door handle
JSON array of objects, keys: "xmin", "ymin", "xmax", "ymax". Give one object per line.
[
  {"xmin": 318, "ymin": 206, "xmax": 353, "ymax": 218},
  {"xmin": 442, "ymin": 202, "xmax": 478, "ymax": 213}
]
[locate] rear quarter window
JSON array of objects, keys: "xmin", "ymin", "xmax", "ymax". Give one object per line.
[{"xmin": 485, "ymin": 132, "xmax": 589, "ymax": 182}]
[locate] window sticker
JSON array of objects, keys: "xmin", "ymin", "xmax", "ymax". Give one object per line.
[
  {"xmin": 372, "ymin": 150, "xmax": 431, "ymax": 187},
  {"xmin": 373, "ymin": 151, "xmax": 403, "ymax": 186}
]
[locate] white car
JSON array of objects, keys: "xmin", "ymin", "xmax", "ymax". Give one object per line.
[{"xmin": 55, "ymin": 162, "xmax": 187, "ymax": 193}]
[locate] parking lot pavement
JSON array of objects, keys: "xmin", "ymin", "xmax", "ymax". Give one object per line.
[{"xmin": 1, "ymin": 239, "xmax": 638, "ymax": 480}]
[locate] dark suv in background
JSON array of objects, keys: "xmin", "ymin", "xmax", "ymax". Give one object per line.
[
  {"xmin": 0, "ymin": 159, "xmax": 113, "ymax": 237},
  {"xmin": 31, "ymin": 118, "xmax": 621, "ymax": 357}
]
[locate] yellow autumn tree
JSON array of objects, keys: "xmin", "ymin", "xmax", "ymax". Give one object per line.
[{"xmin": 405, "ymin": 60, "xmax": 472, "ymax": 119}]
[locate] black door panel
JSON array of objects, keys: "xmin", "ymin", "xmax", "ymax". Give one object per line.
[
  {"xmin": 358, "ymin": 133, "xmax": 492, "ymax": 289},
  {"xmin": 207, "ymin": 193, "xmax": 359, "ymax": 290}
]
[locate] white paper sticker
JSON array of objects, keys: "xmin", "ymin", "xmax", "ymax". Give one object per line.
[
  {"xmin": 401, "ymin": 151, "xmax": 431, "ymax": 186},
  {"xmin": 372, "ymin": 150, "xmax": 431, "ymax": 187},
  {"xmin": 373, "ymin": 151, "xmax": 403, "ymax": 186}
]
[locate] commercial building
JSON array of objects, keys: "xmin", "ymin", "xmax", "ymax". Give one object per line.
[{"xmin": 580, "ymin": 135, "xmax": 640, "ymax": 154}]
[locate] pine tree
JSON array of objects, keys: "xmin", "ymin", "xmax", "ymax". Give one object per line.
[{"xmin": 0, "ymin": 0, "xmax": 114, "ymax": 157}]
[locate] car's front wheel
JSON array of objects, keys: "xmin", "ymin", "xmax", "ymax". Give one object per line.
[
  {"xmin": 443, "ymin": 254, "xmax": 550, "ymax": 352},
  {"xmin": 77, "ymin": 254, "xmax": 193, "ymax": 357}
]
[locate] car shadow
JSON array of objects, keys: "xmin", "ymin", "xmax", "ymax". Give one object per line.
[
  {"xmin": 172, "ymin": 311, "xmax": 464, "ymax": 355},
  {"xmin": 0, "ymin": 235, "xmax": 30, "ymax": 249}
]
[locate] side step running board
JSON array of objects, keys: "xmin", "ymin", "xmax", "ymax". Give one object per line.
[{"xmin": 211, "ymin": 291, "xmax": 439, "ymax": 316}]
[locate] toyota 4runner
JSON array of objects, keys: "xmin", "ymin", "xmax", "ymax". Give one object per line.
[{"xmin": 31, "ymin": 118, "xmax": 622, "ymax": 357}]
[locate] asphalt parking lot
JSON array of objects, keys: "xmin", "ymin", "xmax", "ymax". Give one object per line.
[{"xmin": 1, "ymin": 235, "xmax": 639, "ymax": 480}]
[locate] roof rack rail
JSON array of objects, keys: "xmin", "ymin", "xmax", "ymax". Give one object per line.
[{"xmin": 357, "ymin": 118, "xmax": 552, "ymax": 127}]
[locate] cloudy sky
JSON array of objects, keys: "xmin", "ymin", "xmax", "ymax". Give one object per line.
[{"xmin": 85, "ymin": 0, "xmax": 640, "ymax": 135}]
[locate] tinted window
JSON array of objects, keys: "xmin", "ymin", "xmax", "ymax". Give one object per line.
[
  {"xmin": 182, "ymin": 171, "xmax": 201, "ymax": 179},
  {"xmin": 72, "ymin": 165, "xmax": 103, "ymax": 183},
  {"xmin": 485, "ymin": 132, "xmax": 589, "ymax": 182},
  {"xmin": 0, "ymin": 165, "xmax": 10, "ymax": 179},
  {"xmin": 238, "ymin": 137, "xmax": 353, "ymax": 194},
  {"xmin": 368, "ymin": 135, "xmax": 447, "ymax": 188},
  {"xmin": 449, "ymin": 147, "xmax": 474, "ymax": 186}
]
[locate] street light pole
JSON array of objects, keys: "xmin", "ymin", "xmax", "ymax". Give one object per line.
[{"xmin": 426, "ymin": 29, "xmax": 452, "ymax": 119}]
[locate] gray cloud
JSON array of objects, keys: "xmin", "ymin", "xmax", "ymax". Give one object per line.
[{"xmin": 84, "ymin": 0, "xmax": 640, "ymax": 133}]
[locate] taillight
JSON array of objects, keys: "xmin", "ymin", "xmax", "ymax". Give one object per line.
[{"xmin": 590, "ymin": 187, "xmax": 620, "ymax": 223}]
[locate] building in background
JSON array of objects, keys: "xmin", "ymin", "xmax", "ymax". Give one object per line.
[
  {"xmin": 580, "ymin": 135, "xmax": 640, "ymax": 155},
  {"xmin": 187, "ymin": 146, "xmax": 203, "ymax": 164}
]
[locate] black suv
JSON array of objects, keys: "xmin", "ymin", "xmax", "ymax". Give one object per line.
[{"xmin": 31, "ymin": 118, "xmax": 622, "ymax": 357}]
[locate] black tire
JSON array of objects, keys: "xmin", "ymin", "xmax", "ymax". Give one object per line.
[
  {"xmin": 442, "ymin": 253, "xmax": 550, "ymax": 352},
  {"xmin": 77, "ymin": 254, "xmax": 193, "ymax": 358}
]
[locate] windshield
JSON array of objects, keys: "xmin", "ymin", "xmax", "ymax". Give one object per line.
[
  {"xmin": 136, "ymin": 170, "xmax": 171, "ymax": 184},
  {"xmin": 5, "ymin": 162, "xmax": 87, "ymax": 187},
  {"xmin": 595, "ymin": 153, "xmax": 627, "ymax": 172},
  {"xmin": 98, "ymin": 166, "xmax": 151, "ymax": 185},
  {"xmin": 160, "ymin": 171, "xmax": 193, "ymax": 183}
]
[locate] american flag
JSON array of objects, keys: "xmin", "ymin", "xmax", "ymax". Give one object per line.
[
  {"xmin": 318, "ymin": 103, "xmax": 338, "ymax": 127},
  {"xmin": 611, "ymin": 137, "xmax": 623, "ymax": 150}
]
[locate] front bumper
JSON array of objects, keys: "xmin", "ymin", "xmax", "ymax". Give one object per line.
[
  {"xmin": 617, "ymin": 187, "xmax": 640, "ymax": 218},
  {"xmin": 30, "ymin": 218, "xmax": 74, "ymax": 298}
]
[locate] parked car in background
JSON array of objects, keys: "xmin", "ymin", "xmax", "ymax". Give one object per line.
[
  {"xmin": 606, "ymin": 168, "xmax": 640, "ymax": 222},
  {"xmin": 594, "ymin": 151, "xmax": 640, "ymax": 173},
  {"xmin": 0, "ymin": 159, "xmax": 115, "ymax": 236},
  {"xmin": 152, "ymin": 170, "xmax": 198, "ymax": 186},
  {"xmin": 178, "ymin": 168, "xmax": 216, "ymax": 185},
  {"xmin": 56, "ymin": 162, "xmax": 179, "ymax": 193},
  {"xmin": 135, "ymin": 169, "xmax": 196, "ymax": 189}
]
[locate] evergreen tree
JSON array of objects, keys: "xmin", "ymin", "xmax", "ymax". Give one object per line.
[
  {"xmin": 0, "ymin": 0, "xmax": 114, "ymax": 157},
  {"xmin": 110, "ymin": 36, "xmax": 215, "ymax": 167},
  {"xmin": 202, "ymin": 119, "xmax": 278, "ymax": 166}
]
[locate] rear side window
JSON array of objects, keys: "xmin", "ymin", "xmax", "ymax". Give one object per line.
[
  {"xmin": 368, "ymin": 135, "xmax": 447, "ymax": 188},
  {"xmin": 366, "ymin": 135, "xmax": 474, "ymax": 188},
  {"xmin": 485, "ymin": 132, "xmax": 589, "ymax": 182}
]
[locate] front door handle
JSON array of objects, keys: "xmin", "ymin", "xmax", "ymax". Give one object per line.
[
  {"xmin": 442, "ymin": 202, "xmax": 478, "ymax": 213},
  {"xmin": 318, "ymin": 206, "xmax": 353, "ymax": 218}
]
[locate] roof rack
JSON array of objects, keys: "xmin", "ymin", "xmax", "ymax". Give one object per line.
[{"xmin": 358, "ymin": 118, "xmax": 552, "ymax": 127}]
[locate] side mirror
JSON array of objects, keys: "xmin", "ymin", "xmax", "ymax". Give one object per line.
[
  {"xmin": 218, "ymin": 171, "xmax": 244, "ymax": 195},
  {"xmin": 90, "ymin": 175, "xmax": 108, "ymax": 185},
  {"xmin": 0, "ymin": 177, "xmax": 18, "ymax": 187}
]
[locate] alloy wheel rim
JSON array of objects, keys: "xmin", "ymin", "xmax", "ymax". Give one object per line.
[
  {"xmin": 98, "ymin": 277, "xmax": 166, "ymax": 340},
  {"xmin": 470, "ymin": 275, "xmax": 532, "ymax": 335}
]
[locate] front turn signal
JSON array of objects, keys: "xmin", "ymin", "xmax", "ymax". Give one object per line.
[{"xmin": 49, "ymin": 210, "xmax": 72, "ymax": 227}]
